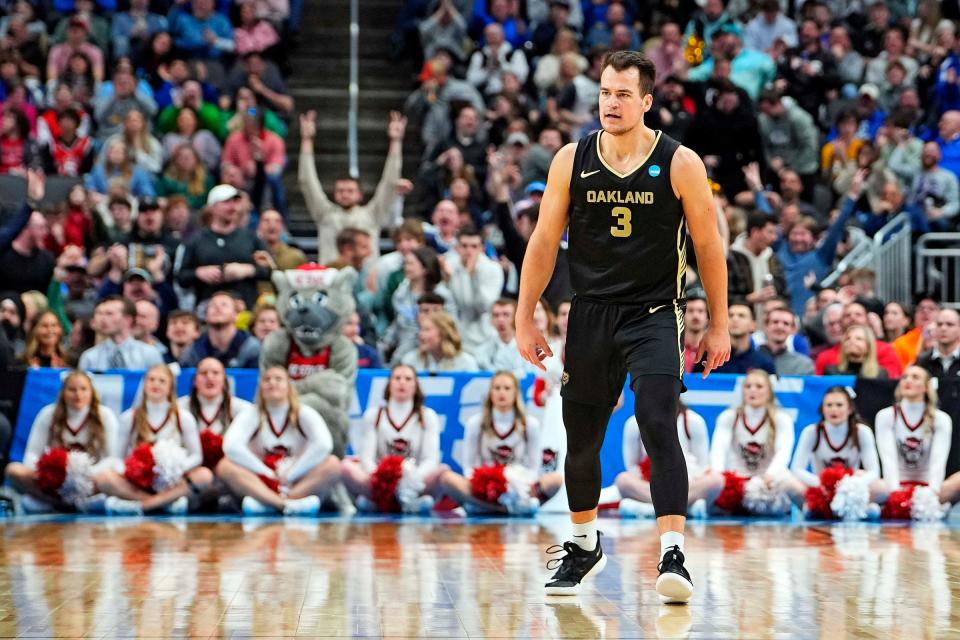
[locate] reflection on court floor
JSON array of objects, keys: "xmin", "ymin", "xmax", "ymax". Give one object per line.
[{"xmin": 0, "ymin": 516, "xmax": 956, "ymax": 638}]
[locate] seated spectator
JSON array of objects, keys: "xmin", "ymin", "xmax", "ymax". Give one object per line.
[
  {"xmin": 342, "ymin": 311, "xmax": 382, "ymax": 369},
  {"xmin": 907, "ymin": 141, "xmax": 959, "ymax": 232},
  {"xmin": 163, "ymin": 195, "xmax": 195, "ymax": 241},
  {"xmin": 250, "ymin": 0, "xmax": 289, "ymax": 24},
  {"xmin": 46, "ymin": 17, "xmax": 104, "ymax": 85},
  {"xmin": 97, "ymin": 243, "xmax": 179, "ymax": 313},
  {"xmin": 257, "ymin": 209, "xmax": 306, "ymax": 270},
  {"xmin": 166, "ymin": 309, "xmax": 200, "ymax": 363},
  {"xmin": 815, "ymin": 301, "xmax": 903, "ymax": 377},
  {"xmin": 325, "ymin": 227, "xmax": 371, "ymax": 272},
  {"xmin": 467, "ymin": 22, "xmax": 529, "ymax": 98},
  {"xmin": 225, "ymin": 53, "xmax": 293, "ymax": 117},
  {"xmin": 585, "ymin": 2, "xmax": 639, "ymax": 51},
  {"xmin": 821, "ymin": 110, "xmax": 863, "ymax": 182},
  {"xmin": 833, "ymin": 142, "xmax": 898, "ymax": 218},
  {"xmin": 170, "ymin": 0, "xmax": 235, "ymax": 69},
  {"xmin": 156, "ymin": 144, "xmax": 214, "ymax": 211},
  {"xmin": 865, "ymin": 26, "xmax": 918, "ymax": 91},
  {"xmin": 249, "ymin": 303, "xmax": 280, "ymax": 341},
  {"xmin": 176, "ymin": 184, "xmax": 270, "ymax": 309},
  {"xmin": 84, "ymin": 140, "xmax": 156, "ymax": 200},
  {"xmin": 728, "ymin": 212, "xmax": 789, "ymax": 312},
  {"xmin": 823, "ymin": 325, "xmax": 888, "ymax": 378},
  {"xmin": 92, "ymin": 67, "xmax": 157, "ymax": 142},
  {"xmin": 123, "ymin": 198, "xmax": 179, "ymax": 272},
  {"xmin": 401, "ymin": 310, "xmax": 478, "ymax": 372},
  {"xmin": 102, "ymin": 194, "xmax": 134, "ymax": 243},
  {"xmin": 157, "ymin": 80, "xmax": 225, "ymax": 139},
  {"xmin": 0, "ymin": 293, "xmax": 26, "ymax": 359},
  {"xmin": 2, "ymin": 81, "xmax": 37, "ymax": 131},
  {"xmin": 425, "ymin": 199, "xmax": 462, "ymax": 253},
  {"xmin": 36, "ymin": 84, "xmax": 92, "ymax": 148},
  {"xmin": 852, "ymin": 179, "xmax": 925, "ymax": 238},
  {"xmin": 472, "ymin": 298, "xmax": 523, "ymax": 374},
  {"xmin": 645, "ymin": 75, "xmax": 696, "ymax": 143},
  {"xmin": 694, "ymin": 303, "xmax": 776, "ymax": 375},
  {"xmin": 687, "ymin": 24, "xmax": 776, "ymax": 101},
  {"xmin": 234, "ymin": 1, "xmax": 280, "ymax": 58},
  {"xmin": 384, "ymin": 249, "xmax": 456, "ymax": 362},
  {"xmin": 0, "ymin": 209, "xmax": 55, "ymax": 295},
  {"xmin": 883, "ymin": 301, "xmax": 912, "ymax": 343},
  {"xmin": 419, "ymin": 0, "xmax": 469, "ymax": 61},
  {"xmin": 412, "ymin": 146, "xmax": 481, "ymax": 219},
  {"xmin": 533, "ymin": 28, "xmax": 586, "ymax": 94},
  {"xmin": 916, "ymin": 309, "xmax": 960, "ymax": 380},
  {"xmin": 683, "ymin": 0, "xmax": 736, "ymax": 51},
  {"xmin": 744, "ymin": 0, "xmax": 797, "ymax": 53},
  {"xmin": 299, "ymin": 109, "xmax": 405, "ymax": 263},
  {"xmin": 161, "ymin": 106, "xmax": 222, "ymax": 171},
  {"xmin": 757, "ymin": 90, "xmax": 820, "ymax": 198},
  {"xmin": 22, "ymin": 310, "xmax": 68, "ymax": 367},
  {"xmin": 445, "ymin": 226, "xmax": 504, "ymax": 356},
  {"xmin": 0, "ymin": 5, "xmax": 46, "ymax": 66},
  {"xmin": 56, "ymin": 185, "xmax": 100, "ymax": 252},
  {"xmin": 757, "ymin": 305, "xmax": 814, "ymax": 375},
  {"xmin": 101, "ymin": 108, "xmax": 163, "ymax": 175},
  {"xmin": 179, "ymin": 290, "xmax": 260, "ymax": 368},
  {"xmin": 221, "ymin": 108, "xmax": 287, "ymax": 218},
  {"xmin": 777, "ymin": 20, "xmax": 840, "ymax": 118},
  {"xmin": 681, "ymin": 293, "xmax": 709, "ymax": 373},
  {"xmin": 893, "ymin": 294, "xmax": 941, "ymax": 368},
  {"xmin": 646, "ymin": 22, "xmax": 689, "ymax": 86},
  {"xmin": 826, "ymin": 25, "xmax": 864, "ymax": 87},
  {"xmin": 111, "ymin": 0, "xmax": 168, "ymax": 61},
  {"xmin": 223, "ymin": 85, "xmax": 287, "ymax": 138},
  {"xmin": 133, "ymin": 299, "xmax": 167, "ymax": 357},
  {"xmin": 403, "ymin": 55, "xmax": 485, "ymax": 154},
  {"xmin": 544, "ymin": 51, "xmax": 600, "ymax": 141},
  {"xmin": 40, "ymin": 107, "xmax": 93, "ymax": 177},
  {"xmin": 51, "ymin": 0, "xmax": 109, "ymax": 48},
  {"xmin": 0, "ymin": 109, "xmax": 37, "ymax": 174},
  {"xmin": 78, "ymin": 295, "xmax": 164, "ymax": 370}
]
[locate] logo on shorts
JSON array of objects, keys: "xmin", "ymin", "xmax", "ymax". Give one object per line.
[
  {"xmin": 561, "ymin": 371, "xmax": 570, "ymax": 385},
  {"xmin": 649, "ymin": 304, "xmax": 666, "ymax": 314},
  {"xmin": 648, "ymin": 164, "xmax": 661, "ymax": 177}
]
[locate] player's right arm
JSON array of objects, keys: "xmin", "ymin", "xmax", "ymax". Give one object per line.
[{"xmin": 516, "ymin": 143, "xmax": 575, "ymax": 371}]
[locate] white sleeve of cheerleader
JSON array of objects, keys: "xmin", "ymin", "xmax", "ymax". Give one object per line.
[
  {"xmin": 118, "ymin": 408, "xmax": 136, "ymax": 456},
  {"xmin": 285, "ymin": 406, "xmax": 333, "ymax": 484},
  {"xmin": 873, "ymin": 408, "xmax": 900, "ymax": 488},
  {"xmin": 178, "ymin": 410, "xmax": 203, "ymax": 471},
  {"xmin": 928, "ymin": 411, "xmax": 954, "ymax": 490},
  {"xmin": 789, "ymin": 424, "xmax": 820, "ymax": 487},
  {"xmin": 686, "ymin": 410, "xmax": 710, "ymax": 472},
  {"xmin": 417, "ymin": 408, "xmax": 442, "ymax": 475},
  {"xmin": 223, "ymin": 406, "xmax": 275, "ymax": 478},
  {"xmin": 93, "ymin": 407, "xmax": 124, "ymax": 474},
  {"xmin": 856, "ymin": 424, "xmax": 881, "ymax": 484},
  {"xmin": 358, "ymin": 408, "xmax": 380, "ymax": 474},
  {"xmin": 461, "ymin": 413, "xmax": 482, "ymax": 478},
  {"xmin": 622, "ymin": 415, "xmax": 641, "ymax": 469},
  {"xmin": 769, "ymin": 412, "xmax": 796, "ymax": 476},
  {"xmin": 23, "ymin": 404, "xmax": 54, "ymax": 468},
  {"xmin": 524, "ymin": 416, "xmax": 542, "ymax": 476},
  {"xmin": 710, "ymin": 409, "xmax": 735, "ymax": 472}
]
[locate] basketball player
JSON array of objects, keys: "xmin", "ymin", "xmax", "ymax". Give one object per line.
[{"xmin": 516, "ymin": 51, "xmax": 730, "ymax": 602}]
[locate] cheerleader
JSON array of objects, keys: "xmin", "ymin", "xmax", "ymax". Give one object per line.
[
  {"xmin": 440, "ymin": 371, "xmax": 561, "ymax": 514},
  {"xmin": 341, "ymin": 364, "xmax": 445, "ymax": 513},
  {"xmin": 617, "ymin": 402, "xmax": 710, "ymax": 518},
  {"xmin": 178, "ymin": 357, "xmax": 253, "ymax": 468},
  {"xmin": 875, "ymin": 366, "xmax": 953, "ymax": 503},
  {"xmin": 5, "ymin": 370, "xmax": 121, "ymax": 512},
  {"xmin": 95, "ymin": 364, "xmax": 211, "ymax": 515},
  {"xmin": 709, "ymin": 369, "xmax": 796, "ymax": 515},
  {"xmin": 788, "ymin": 386, "xmax": 880, "ymax": 513},
  {"xmin": 216, "ymin": 365, "xmax": 341, "ymax": 516}
]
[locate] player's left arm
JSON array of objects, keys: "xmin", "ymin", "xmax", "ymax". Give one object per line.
[{"xmin": 672, "ymin": 146, "xmax": 730, "ymax": 377}]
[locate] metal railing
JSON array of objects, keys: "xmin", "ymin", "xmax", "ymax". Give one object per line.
[
  {"xmin": 347, "ymin": 0, "xmax": 359, "ymax": 179},
  {"xmin": 915, "ymin": 233, "xmax": 960, "ymax": 308},
  {"xmin": 821, "ymin": 213, "xmax": 912, "ymax": 303}
]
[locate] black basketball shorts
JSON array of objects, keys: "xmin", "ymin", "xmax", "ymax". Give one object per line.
[{"xmin": 560, "ymin": 296, "xmax": 686, "ymax": 407}]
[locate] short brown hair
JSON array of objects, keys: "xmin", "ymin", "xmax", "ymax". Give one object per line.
[
  {"xmin": 97, "ymin": 295, "xmax": 135, "ymax": 319},
  {"xmin": 167, "ymin": 309, "xmax": 200, "ymax": 328},
  {"xmin": 600, "ymin": 50, "xmax": 655, "ymax": 96}
]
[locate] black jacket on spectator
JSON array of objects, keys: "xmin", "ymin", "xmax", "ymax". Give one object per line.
[
  {"xmin": 726, "ymin": 250, "xmax": 790, "ymax": 306},
  {"xmin": 685, "ymin": 104, "xmax": 763, "ymax": 198},
  {"xmin": 693, "ymin": 343, "xmax": 776, "ymax": 375},
  {"xmin": 0, "ymin": 203, "xmax": 32, "ymax": 254},
  {"xmin": 916, "ymin": 349, "xmax": 960, "ymax": 380},
  {"xmin": 777, "ymin": 46, "xmax": 841, "ymax": 119},
  {"xmin": 124, "ymin": 228, "xmax": 182, "ymax": 277},
  {"xmin": 176, "ymin": 226, "xmax": 269, "ymax": 309},
  {"xmin": 0, "ymin": 243, "xmax": 54, "ymax": 295}
]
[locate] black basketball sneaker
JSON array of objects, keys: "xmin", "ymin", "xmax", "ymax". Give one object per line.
[
  {"xmin": 544, "ymin": 535, "xmax": 607, "ymax": 595},
  {"xmin": 656, "ymin": 545, "xmax": 693, "ymax": 603}
]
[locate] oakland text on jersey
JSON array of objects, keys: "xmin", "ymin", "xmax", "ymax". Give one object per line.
[{"xmin": 585, "ymin": 190, "xmax": 654, "ymax": 205}]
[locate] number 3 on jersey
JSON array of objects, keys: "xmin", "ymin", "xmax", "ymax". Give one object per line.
[{"xmin": 610, "ymin": 206, "xmax": 632, "ymax": 237}]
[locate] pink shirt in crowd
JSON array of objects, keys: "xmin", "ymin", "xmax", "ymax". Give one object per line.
[{"xmin": 221, "ymin": 130, "xmax": 285, "ymax": 178}]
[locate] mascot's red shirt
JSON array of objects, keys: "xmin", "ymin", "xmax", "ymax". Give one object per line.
[{"xmin": 287, "ymin": 342, "xmax": 332, "ymax": 380}]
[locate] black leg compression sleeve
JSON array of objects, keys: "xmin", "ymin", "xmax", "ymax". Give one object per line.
[
  {"xmin": 562, "ymin": 399, "xmax": 614, "ymax": 513},
  {"xmin": 632, "ymin": 375, "xmax": 687, "ymax": 517}
]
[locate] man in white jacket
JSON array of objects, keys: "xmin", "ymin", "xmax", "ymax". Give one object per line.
[
  {"xmin": 466, "ymin": 22, "xmax": 529, "ymax": 98},
  {"xmin": 445, "ymin": 226, "xmax": 504, "ymax": 355}
]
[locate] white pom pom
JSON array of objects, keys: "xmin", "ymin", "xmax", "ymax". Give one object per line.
[
  {"xmin": 830, "ymin": 474, "xmax": 871, "ymax": 521},
  {"xmin": 58, "ymin": 451, "xmax": 96, "ymax": 506},
  {"xmin": 150, "ymin": 439, "xmax": 190, "ymax": 492},
  {"xmin": 396, "ymin": 459, "xmax": 426, "ymax": 513},
  {"xmin": 498, "ymin": 464, "xmax": 535, "ymax": 515},
  {"xmin": 910, "ymin": 485, "xmax": 948, "ymax": 522},
  {"xmin": 743, "ymin": 476, "xmax": 791, "ymax": 516}
]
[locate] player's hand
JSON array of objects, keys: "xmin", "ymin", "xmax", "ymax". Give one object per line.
[
  {"xmin": 516, "ymin": 317, "xmax": 552, "ymax": 372},
  {"xmin": 696, "ymin": 325, "xmax": 730, "ymax": 379}
]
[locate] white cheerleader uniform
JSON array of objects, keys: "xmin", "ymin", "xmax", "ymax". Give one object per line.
[
  {"xmin": 790, "ymin": 421, "xmax": 880, "ymax": 487},
  {"xmin": 223, "ymin": 403, "xmax": 333, "ymax": 485},
  {"xmin": 461, "ymin": 410, "xmax": 541, "ymax": 478},
  {"xmin": 24, "ymin": 404, "xmax": 122, "ymax": 472},
  {"xmin": 875, "ymin": 401, "xmax": 953, "ymax": 489},
  {"xmin": 177, "ymin": 395, "xmax": 253, "ymax": 435},
  {"xmin": 120, "ymin": 401, "xmax": 203, "ymax": 470},
  {"xmin": 710, "ymin": 406, "xmax": 795, "ymax": 477},
  {"xmin": 623, "ymin": 409, "xmax": 710, "ymax": 477},
  {"xmin": 358, "ymin": 399, "xmax": 441, "ymax": 474}
]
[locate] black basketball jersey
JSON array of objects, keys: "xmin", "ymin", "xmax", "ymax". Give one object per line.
[{"xmin": 567, "ymin": 129, "xmax": 686, "ymax": 304}]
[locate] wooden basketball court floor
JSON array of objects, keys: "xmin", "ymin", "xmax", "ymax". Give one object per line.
[{"xmin": 0, "ymin": 515, "xmax": 958, "ymax": 639}]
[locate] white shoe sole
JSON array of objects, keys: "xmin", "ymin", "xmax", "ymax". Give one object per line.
[
  {"xmin": 544, "ymin": 552, "xmax": 607, "ymax": 596},
  {"xmin": 656, "ymin": 572, "xmax": 693, "ymax": 603}
]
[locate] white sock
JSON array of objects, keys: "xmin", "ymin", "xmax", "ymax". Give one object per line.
[
  {"xmin": 660, "ymin": 531, "xmax": 684, "ymax": 556},
  {"xmin": 571, "ymin": 519, "xmax": 598, "ymax": 550}
]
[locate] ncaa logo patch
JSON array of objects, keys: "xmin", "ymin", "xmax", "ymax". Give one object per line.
[{"xmin": 648, "ymin": 164, "xmax": 661, "ymax": 177}]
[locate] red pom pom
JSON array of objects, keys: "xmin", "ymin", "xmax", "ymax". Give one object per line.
[
  {"xmin": 805, "ymin": 464, "xmax": 854, "ymax": 519},
  {"xmin": 470, "ymin": 464, "xmax": 508, "ymax": 503},
  {"xmin": 532, "ymin": 378, "xmax": 547, "ymax": 407},
  {"xmin": 200, "ymin": 430, "xmax": 224, "ymax": 469},
  {"xmin": 124, "ymin": 444, "xmax": 156, "ymax": 491},
  {"xmin": 370, "ymin": 455, "xmax": 405, "ymax": 513},
  {"xmin": 36, "ymin": 448, "xmax": 69, "ymax": 494},
  {"xmin": 881, "ymin": 486, "xmax": 917, "ymax": 520},
  {"xmin": 638, "ymin": 457, "xmax": 651, "ymax": 482},
  {"xmin": 257, "ymin": 452, "xmax": 286, "ymax": 493},
  {"xmin": 715, "ymin": 471, "xmax": 747, "ymax": 514}
]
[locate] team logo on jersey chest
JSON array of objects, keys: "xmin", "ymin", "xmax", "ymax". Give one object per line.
[
  {"xmin": 899, "ymin": 436, "xmax": 924, "ymax": 468},
  {"xmin": 741, "ymin": 441, "xmax": 765, "ymax": 471},
  {"xmin": 542, "ymin": 448, "xmax": 558, "ymax": 472},
  {"xmin": 492, "ymin": 445, "xmax": 515, "ymax": 465},
  {"xmin": 586, "ymin": 190, "xmax": 654, "ymax": 204},
  {"xmin": 389, "ymin": 438, "xmax": 411, "ymax": 457}
]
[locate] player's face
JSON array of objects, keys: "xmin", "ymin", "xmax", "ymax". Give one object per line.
[
  {"xmin": 63, "ymin": 375, "xmax": 92, "ymax": 410},
  {"xmin": 260, "ymin": 367, "xmax": 290, "ymax": 404},
  {"xmin": 898, "ymin": 366, "xmax": 928, "ymax": 399},
  {"xmin": 195, "ymin": 358, "xmax": 226, "ymax": 399},
  {"xmin": 143, "ymin": 367, "xmax": 172, "ymax": 403},
  {"xmin": 742, "ymin": 373, "xmax": 771, "ymax": 408},
  {"xmin": 821, "ymin": 392, "xmax": 851, "ymax": 425},
  {"xmin": 598, "ymin": 66, "xmax": 651, "ymax": 136},
  {"xmin": 489, "ymin": 375, "xmax": 517, "ymax": 411},
  {"xmin": 388, "ymin": 366, "xmax": 417, "ymax": 402}
]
